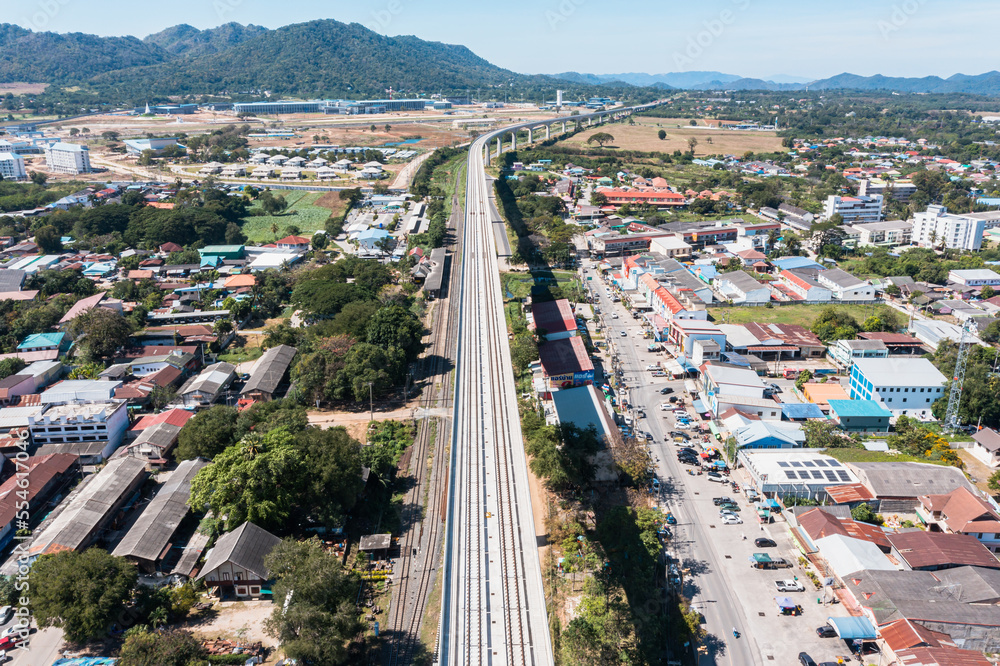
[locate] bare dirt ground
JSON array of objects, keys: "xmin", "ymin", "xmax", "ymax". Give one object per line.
[
  {"xmin": 564, "ymin": 116, "xmax": 785, "ymax": 156},
  {"xmin": 959, "ymin": 448, "xmax": 995, "ymax": 495},
  {"xmin": 0, "ymin": 82, "xmax": 47, "ymax": 95},
  {"xmin": 181, "ymin": 599, "xmax": 278, "ymax": 650}
]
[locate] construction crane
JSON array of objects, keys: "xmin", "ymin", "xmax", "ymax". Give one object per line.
[{"xmin": 944, "ymin": 318, "xmax": 978, "ymax": 432}]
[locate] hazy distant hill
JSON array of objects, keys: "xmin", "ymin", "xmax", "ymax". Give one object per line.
[
  {"xmin": 808, "ymin": 71, "xmax": 1000, "ymax": 95},
  {"xmin": 143, "ymin": 22, "xmax": 268, "ymax": 57}
]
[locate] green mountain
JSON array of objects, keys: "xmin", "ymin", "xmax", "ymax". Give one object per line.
[
  {"xmin": 0, "ymin": 23, "xmax": 170, "ymax": 82},
  {"xmin": 99, "ymin": 19, "xmax": 546, "ymax": 97},
  {"xmin": 143, "ymin": 22, "xmax": 268, "ymax": 57}
]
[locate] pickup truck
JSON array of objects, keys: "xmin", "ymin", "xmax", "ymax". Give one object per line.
[{"xmin": 775, "ymin": 579, "xmax": 805, "ymax": 592}]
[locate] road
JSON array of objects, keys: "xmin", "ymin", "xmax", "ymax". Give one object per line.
[{"xmin": 587, "ymin": 272, "xmax": 760, "ymax": 666}]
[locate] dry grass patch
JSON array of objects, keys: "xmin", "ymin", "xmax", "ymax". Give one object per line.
[{"xmin": 565, "ymin": 116, "xmax": 785, "ymax": 155}]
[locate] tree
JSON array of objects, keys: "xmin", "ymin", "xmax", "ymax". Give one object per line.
[
  {"xmin": 118, "ymin": 628, "xmax": 208, "ymax": 666},
  {"xmin": 590, "ymin": 191, "xmax": 607, "ymax": 207},
  {"xmin": 851, "ymin": 503, "xmax": 884, "ymax": 526},
  {"xmin": 802, "ymin": 420, "xmax": 852, "ymax": 449},
  {"xmin": 587, "ymin": 132, "xmax": 614, "ymax": 148},
  {"xmin": 982, "ymin": 285, "xmax": 997, "ymax": 300},
  {"xmin": 188, "ymin": 428, "xmax": 305, "ymax": 532},
  {"xmin": 311, "ymin": 233, "xmax": 329, "ymax": 250},
  {"xmin": 34, "ymin": 225, "xmax": 62, "ymax": 254},
  {"xmin": 30, "ymin": 549, "xmax": 137, "ymax": 643},
  {"xmin": 365, "ymin": 303, "xmax": 424, "ymax": 359},
  {"xmin": 687, "ymin": 137, "xmax": 699, "ymax": 154},
  {"xmin": 295, "ymin": 428, "xmax": 363, "ymax": 527},
  {"xmin": 795, "ymin": 369, "xmax": 813, "ymax": 392},
  {"xmin": 657, "ymin": 129, "xmax": 666, "ymax": 140},
  {"xmin": 988, "ymin": 469, "xmax": 1000, "ymax": 495},
  {"xmin": 69, "ymin": 127, "xmax": 79, "ymax": 136},
  {"xmin": 29, "ymin": 171, "xmax": 47, "ymax": 186},
  {"xmin": 261, "ymin": 192, "xmax": 288, "ymax": 216},
  {"xmin": 885, "ymin": 284, "xmax": 901, "ymax": 298},
  {"xmin": 264, "ymin": 538, "xmax": 362, "ymax": 666},
  {"xmin": 175, "ymin": 405, "xmax": 239, "ymax": 460},
  {"xmin": 384, "ymin": 124, "xmax": 391, "ymax": 132},
  {"xmin": 69, "ymin": 307, "xmax": 133, "ymax": 362}
]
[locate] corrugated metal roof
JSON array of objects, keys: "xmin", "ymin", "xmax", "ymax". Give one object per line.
[
  {"xmin": 198, "ymin": 521, "xmax": 280, "ymax": 580},
  {"xmin": 241, "ymin": 345, "xmax": 296, "ymax": 397},
  {"xmin": 178, "ymin": 362, "xmax": 236, "ymax": 398}
]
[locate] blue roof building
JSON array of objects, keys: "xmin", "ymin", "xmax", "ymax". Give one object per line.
[
  {"xmin": 781, "ymin": 403, "xmax": 826, "ymax": 421},
  {"xmin": 828, "ymin": 399, "xmax": 892, "ymax": 432},
  {"xmin": 18, "ymin": 332, "xmax": 68, "ymax": 353},
  {"xmin": 734, "ymin": 421, "xmax": 806, "ymax": 449},
  {"xmin": 772, "ymin": 256, "xmax": 825, "ymax": 271}
]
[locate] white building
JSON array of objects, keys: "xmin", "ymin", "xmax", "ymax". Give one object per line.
[
  {"xmin": 814, "ymin": 268, "xmax": 876, "ymax": 302},
  {"xmin": 0, "ymin": 153, "xmax": 26, "ymax": 181},
  {"xmin": 948, "ymin": 269, "xmax": 1000, "ymax": 287},
  {"xmin": 849, "ymin": 357, "xmax": 947, "ymax": 418},
  {"xmin": 736, "ymin": 449, "xmax": 862, "ymax": 500},
  {"xmin": 858, "ymin": 178, "xmax": 918, "ymax": 203},
  {"xmin": 911, "ymin": 205, "xmax": 985, "ymax": 251},
  {"xmin": 44, "ymin": 143, "xmax": 92, "ymax": 174},
  {"xmin": 28, "ymin": 401, "xmax": 130, "ymax": 463},
  {"xmin": 824, "ymin": 194, "xmax": 884, "ymax": 224},
  {"xmin": 714, "ymin": 270, "xmax": 770, "ymax": 305},
  {"xmin": 851, "ymin": 220, "xmax": 912, "ymax": 247},
  {"xmin": 829, "ymin": 339, "xmax": 888, "ymax": 369}
]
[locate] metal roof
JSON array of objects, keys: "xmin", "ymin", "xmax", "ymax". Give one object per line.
[
  {"xmin": 29, "ymin": 457, "xmax": 148, "ymax": 557},
  {"xmin": 112, "ymin": 458, "xmax": 207, "ymax": 563},
  {"xmin": 179, "ymin": 362, "xmax": 236, "ymax": 397},
  {"xmin": 198, "ymin": 521, "xmax": 281, "ymax": 580},
  {"xmin": 850, "ymin": 461, "xmax": 973, "ymax": 499},
  {"xmin": 828, "ymin": 399, "xmax": 892, "ymax": 418},
  {"xmin": 827, "ymin": 615, "xmax": 878, "ymax": 640},
  {"xmin": 241, "ymin": 345, "xmax": 296, "ymax": 397}
]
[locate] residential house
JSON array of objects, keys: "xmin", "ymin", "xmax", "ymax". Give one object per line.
[
  {"xmin": 240, "ymin": 345, "xmax": 296, "ymax": 402},
  {"xmin": 715, "ymin": 270, "xmax": 770, "ymax": 305},
  {"xmin": 197, "ymin": 521, "xmax": 281, "ymax": 599},
  {"xmin": 849, "ymin": 461, "xmax": 975, "ymax": 513},
  {"xmin": 814, "ymin": 268, "xmax": 876, "ymax": 302},
  {"xmin": 972, "ymin": 428, "xmax": 1000, "ymax": 468},
  {"xmin": 177, "ymin": 362, "xmax": 237, "ymax": 408},
  {"xmin": 776, "ymin": 269, "xmax": 832, "ymax": 303},
  {"xmin": 733, "ymin": 421, "xmax": 805, "ymax": 449},
  {"xmin": 741, "ymin": 322, "xmax": 826, "ymax": 359},
  {"xmin": 0, "ymin": 453, "xmax": 78, "ymax": 550},
  {"xmin": 918, "ymin": 486, "xmax": 1000, "ymax": 554},
  {"xmin": 887, "ymin": 530, "xmax": 1000, "ymax": 571}
]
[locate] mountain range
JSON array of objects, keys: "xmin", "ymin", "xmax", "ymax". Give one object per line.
[{"xmin": 5, "ymin": 21, "xmax": 1000, "ymax": 99}]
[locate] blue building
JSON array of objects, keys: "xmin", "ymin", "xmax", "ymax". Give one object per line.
[
  {"xmin": 18, "ymin": 332, "xmax": 69, "ymax": 354},
  {"xmin": 828, "ymin": 400, "xmax": 892, "ymax": 432},
  {"xmin": 733, "ymin": 421, "xmax": 806, "ymax": 449},
  {"xmin": 849, "ymin": 357, "xmax": 946, "ymax": 418}
]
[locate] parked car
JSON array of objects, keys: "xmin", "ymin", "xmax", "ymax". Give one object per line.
[
  {"xmin": 677, "ymin": 456, "xmax": 699, "ymax": 465},
  {"xmin": 719, "ymin": 509, "xmax": 737, "ymax": 518},
  {"xmin": 718, "ymin": 502, "xmax": 740, "ymax": 512},
  {"xmin": 660, "ymin": 387, "xmax": 674, "ymax": 395},
  {"xmin": 668, "ymin": 396, "xmax": 679, "ymax": 403},
  {"xmin": 676, "ymin": 422, "xmax": 693, "ymax": 430},
  {"xmin": 660, "ymin": 403, "xmax": 673, "ymax": 411},
  {"xmin": 712, "ymin": 497, "xmax": 734, "ymax": 505},
  {"xmin": 816, "ymin": 625, "xmax": 838, "ymax": 638},
  {"xmin": 707, "ymin": 472, "xmax": 726, "ymax": 483},
  {"xmin": 798, "ymin": 653, "xmax": 817, "ymax": 666},
  {"xmin": 646, "ymin": 364, "xmax": 659, "ymax": 371},
  {"xmin": 775, "ymin": 580, "xmax": 805, "ymax": 592},
  {"xmin": 721, "ymin": 514, "xmax": 743, "ymax": 525},
  {"xmin": 612, "ymin": 313, "xmax": 618, "ymax": 319},
  {"xmin": 755, "ymin": 538, "xmax": 777, "ymax": 548},
  {"xmin": 666, "ymin": 512, "xmax": 677, "ymax": 525}
]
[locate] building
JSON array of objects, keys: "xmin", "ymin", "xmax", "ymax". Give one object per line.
[
  {"xmin": 667, "ymin": 319, "xmax": 726, "ymax": 365},
  {"xmin": 17, "ymin": 333, "xmax": 68, "ymax": 355},
  {"xmin": 972, "ymin": 428, "xmax": 1000, "ymax": 468},
  {"xmin": 43, "ymin": 143, "xmax": 92, "ymax": 174},
  {"xmin": 912, "ymin": 205, "xmax": 986, "ymax": 251},
  {"xmin": 737, "ymin": 449, "xmax": 862, "ymax": 501},
  {"xmin": 241, "ymin": 345, "xmax": 296, "ymax": 402},
  {"xmin": 849, "ymin": 461, "xmax": 975, "ymax": 513},
  {"xmin": 700, "ymin": 362, "xmax": 766, "ymax": 399},
  {"xmin": 777, "ymin": 269, "xmax": 832, "ymax": 303},
  {"xmin": 829, "ymin": 339, "xmax": 889, "ymax": 368},
  {"xmin": 29, "ymin": 401, "xmax": 130, "ymax": 464},
  {"xmin": 851, "ymin": 220, "xmax": 913, "ymax": 247},
  {"xmin": 848, "ymin": 357, "xmax": 947, "ymax": 418},
  {"xmin": 275, "ymin": 235, "xmax": 311, "ymax": 253},
  {"xmin": 0, "ymin": 153, "xmax": 26, "ymax": 181},
  {"xmin": 733, "ymin": 421, "xmax": 805, "ymax": 449},
  {"xmin": 177, "ymin": 362, "xmax": 237, "ymax": 408},
  {"xmin": 824, "ymin": 194, "xmax": 884, "ymax": 223},
  {"xmin": 796, "ymin": 507, "xmax": 891, "ymax": 553},
  {"xmin": 888, "ymin": 529, "xmax": 1000, "ymax": 572},
  {"xmin": 827, "ymin": 400, "xmax": 892, "ymax": 432},
  {"xmin": 530, "ymin": 299, "xmax": 577, "ymax": 340},
  {"xmin": 859, "ymin": 178, "xmax": 918, "ymax": 203},
  {"xmin": 741, "ymin": 322, "xmax": 826, "ymax": 359},
  {"xmin": 801, "ymin": 382, "xmax": 851, "ymax": 407},
  {"xmin": 595, "ymin": 187, "xmax": 686, "ymax": 207},
  {"xmin": 917, "ymin": 486, "xmax": 1000, "ymax": 554},
  {"xmin": 197, "ymin": 521, "xmax": 281, "ymax": 599},
  {"xmin": 538, "ymin": 337, "xmax": 593, "ymax": 390},
  {"xmin": 814, "ymin": 268, "xmax": 876, "ymax": 301},
  {"xmin": 857, "ymin": 332, "xmax": 925, "ymax": 355},
  {"xmin": 27, "ymin": 456, "xmax": 148, "ymax": 559},
  {"xmin": 948, "ymin": 269, "xmax": 1000, "ymax": 287},
  {"xmin": 112, "ymin": 458, "xmax": 208, "ymax": 571},
  {"xmin": 124, "ymin": 137, "xmax": 180, "ymax": 156},
  {"xmin": 714, "ymin": 271, "xmax": 770, "ymax": 305},
  {"xmin": 0, "ymin": 453, "xmax": 78, "ymax": 550},
  {"xmin": 40, "ymin": 379, "xmax": 121, "ymax": 404}
]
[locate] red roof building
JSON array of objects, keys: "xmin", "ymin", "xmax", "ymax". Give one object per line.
[
  {"xmin": 538, "ymin": 337, "xmax": 594, "ymax": 389},
  {"xmin": 596, "ymin": 187, "xmax": 686, "ymax": 207},
  {"xmin": 132, "ymin": 408, "xmax": 195, "ymax": 431},
  {"xmin": 887, "ymin": 531, "xmax": 1000, "ymax": 571},
  {"xmin": 530, "ymin": 299, "xmax": 577, "ymax": 340}
]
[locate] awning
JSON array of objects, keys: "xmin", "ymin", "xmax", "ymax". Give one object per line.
[
  {"xmin": 747, "ymin": 345, "xmax": 799, "ymax": 352},
  {"xmin": 774, "ymin": 596, "xmax": 796, "ymax": 609},
  {"xmin": 828, "ymin": 616, "xmax": 877, "ymax": 640},
  {"xmin": 692, "ymin": 399, "xmax": 709, "ymax": 414},
  {"xmin": 752, "ymin": 553, "xmax": 772, "ymax": 563},
  {"xmin": 708, "ymin": 422, "xmax": 721, "ymax": 437}
]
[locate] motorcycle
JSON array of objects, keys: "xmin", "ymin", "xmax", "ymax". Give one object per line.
[{"xmin": 733, "ymin": 628, "xmax": 740, "ymax": 639}]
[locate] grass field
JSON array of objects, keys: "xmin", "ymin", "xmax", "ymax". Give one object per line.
[
  {"xmin": 825, "ymin": 448, "xmax": 950, "ymax": 466},
  {"xmin": 0, "ymin": 83, "xmax": 47, "ymax": 96},
  {"xmin": 565, "ymin": 116, "xmax": 785, "ymax": 156},
  {"xmin": 707, "ymin": 304, "xmax": 898, "ymax": 328},
  {"xmin": 242, "ymin": 190, "xmax": 345, "ymax": 242}
]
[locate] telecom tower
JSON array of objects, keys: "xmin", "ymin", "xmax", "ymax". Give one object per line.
[
  {"xmin": 556, "ymin": 90, "xmax": 564, "ymax": 109},
  {"xmin": 944, "ymin": 318, "xmax": 978, "ymax": 432}
]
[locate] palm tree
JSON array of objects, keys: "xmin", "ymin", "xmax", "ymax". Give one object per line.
[{"xmin": 270, "ymin": 222, "xmax": 279, "ymax": 240}]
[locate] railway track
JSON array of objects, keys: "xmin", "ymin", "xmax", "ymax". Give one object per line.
[{"xmin": 381, "ymin": 183, "xmax": 464, "ymax": 666}]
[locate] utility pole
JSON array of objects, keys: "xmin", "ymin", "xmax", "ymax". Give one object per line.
[{"xmin": 368, "ymin": 381, "xmax": 374, "ymax": 424}]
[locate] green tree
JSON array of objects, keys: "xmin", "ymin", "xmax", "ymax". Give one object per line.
[
  {"xmin": 30, "ymin": 549, "xmax": 137, "ymax": 643},
  {"xmin": 34, "ymin": 225, "xmax": 62, "ymax": 254},
  {"xmin": 29, "ymin": 171, "xmax": 47, "ymax": 186},
  {"xmin": 657, "ymin": 129, "xmax": 666, "ymax": 140},
  {"xmin": 851, "ymin": 503, "xmax": 884, "ymax": 526},
  {"xmin": 264, "ymin": 538, "xmax": 363, "ymax": 666},
  {"xmin": 175, "ymin": 405, "xmax": 239, "ymax": 460},
  {"xmin": 365, "ymin": 303, "xmax": 424, "ymax": 359},
  {"xmin": 802, "ymin": 419, "xmax": 851, "ymax": 448},
  {"xmin": 510, "ymin": 334, "xmax": 539, "ymax": 374},
  {"xmin": 988, "ymin": 469, "xmax": 1000, "ymax": 494},
  {"xmin": 587, "ymin": 132, "xmax": 614, "ymax": 147},
  {"xmin": 885, "ymin": 284, "xmax": 901, "ymax": 297},
  {"xmin": 312, "ymin": 233, "xmax": 329, "ymax": 250},
  {"xmin": 982, "ymin": 285, "xmax": 997, "ymax": 300},
  {"xmin": 295, "ymin": 427, "xmax": 363, "ymax": 527},
  {"xmin": 188, "ymin": 428, "xmax": 305, "ymax": 532},
  {"xmin": 794, "ymin": 369, "xmax": 813, "ymax": 392},
  {"xmin": 69, "ymin": 307, "xmax": 133, "ymax": 362},
  {"xmin": 117, "ymin": 628, "xmax": 208, "ymax": 666}
]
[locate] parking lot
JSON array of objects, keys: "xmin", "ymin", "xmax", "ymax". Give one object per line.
[{"xmin": 582, "ymin": 260, "xmax": 864, "ymax": 665}]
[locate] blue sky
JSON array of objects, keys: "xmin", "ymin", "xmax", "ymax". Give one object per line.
[{"xmin": 12, "ymin": 0, "xmax": 1000, "ymax": 80}]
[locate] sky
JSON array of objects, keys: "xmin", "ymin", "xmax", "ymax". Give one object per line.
[{"xmin": 11, "ymin": 0, "xmax": 1000, "ymax": 80}]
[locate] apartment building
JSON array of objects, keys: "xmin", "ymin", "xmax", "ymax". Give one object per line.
[
  {"xmin": 851, "ymin": 220, "xmax": 913, "ymax": 247},
  {"xmin": 824, "ymin": 194, "xmax": 884, "ymax": 223},
  {"xmin": 28, "ymin": 401, "xmax": 130, "ymax": 463},
  {"xmin": 0, "ymin": 153, "xmax": 26, "ymax": 181},
  {"xmin": 43, "ymin": 143, "xmax": 92, "ymax": 174},
  {"xmin": 911, "ymin": 205, "xmax": 986, "ymax": 251},
  {"xmin": 858, "ymin": 178, "xmax": 918, "ymax": 203}
]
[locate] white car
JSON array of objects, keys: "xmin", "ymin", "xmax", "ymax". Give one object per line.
[
  {"xmin": 675, "ymin": 422, "xmax": 692, "ymax": 430},
  {"xmin": 707, "ymin": 472, "xmax": 726, "ymax": 483},
  {"xmin": 775, "ymin": 579, "xmax": 805, "ymax": 592},
  {"xmin": 659, "ymin": 403, "xmax": 672, "ymax": 411},
  {"xmin": 611, "ymin": 313, "xmax": 619, "ymax": 319},
  {"xmin": 619, "ymin": 331, "xmax": 627, "ymax": 337},
  {"xmin": 721, "ymin": 514, "xmax": 743, "ymax": 525}
]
